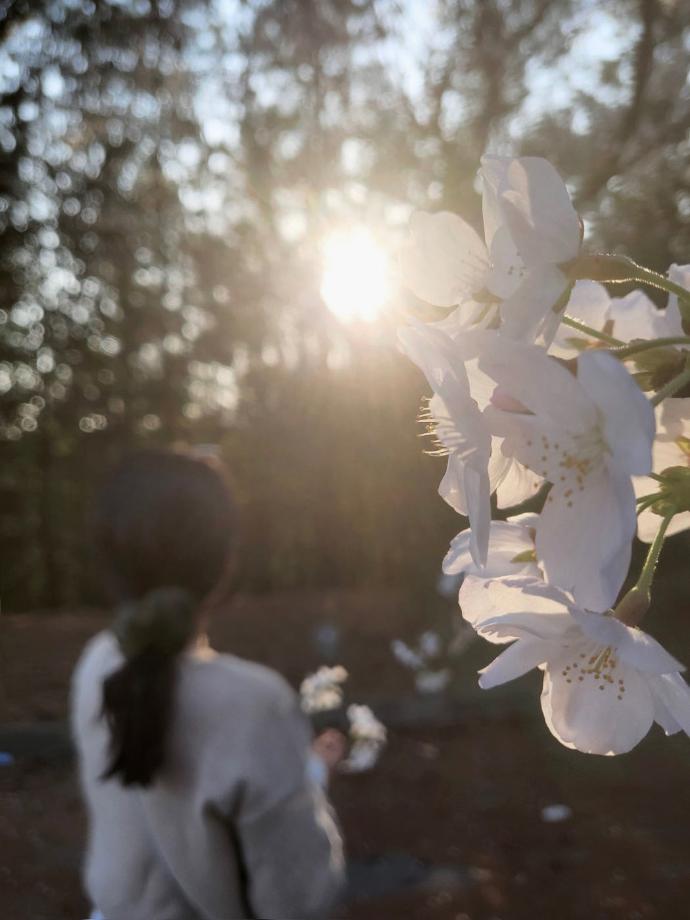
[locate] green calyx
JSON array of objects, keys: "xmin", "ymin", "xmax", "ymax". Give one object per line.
[
  {"xmin": 642, "ymin": 466, "xmax": 690, "ymax": 516},
  {"xmin": 564, "ymin": 253, "xmax": 639, "ymax": 283},
  {"xmin": 633, "ymin": 346, "xmax": 687, "ymax": 391}
]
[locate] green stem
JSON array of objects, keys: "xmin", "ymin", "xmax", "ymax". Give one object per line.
[
  {"xmin": 567, "ymin": 253, "xmax": 690, "ymax": 327},
  {"xmin": 561, "ymin": 315, "xmax": 623, "ymax": 346},
  {"xmin": 610, "ymin": 337, "xmax": 690, "ymax": 360},
  {"xmin": 651, "ymin": 360, "xmax": 690, "ymax": 406},
  {"xmin": 625, "ymin": 262, "xmax": 690, "ymax": 306},
  {"xmin": 636, "ymin": 510, "xmax": 675, "ymax": 596},
  {"xmin": 614, "ymin": 510, "xmax": 675, "ymax": 625}
]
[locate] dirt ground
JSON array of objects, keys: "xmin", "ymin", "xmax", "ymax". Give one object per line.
[{"xmin": 2, "ymin": 588, "xmax": 690, "ymax": 919}]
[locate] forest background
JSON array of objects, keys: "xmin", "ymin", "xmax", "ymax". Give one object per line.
[{"xmin": 2, "ymin": 0, "xmax": 690, "ymax": 613}]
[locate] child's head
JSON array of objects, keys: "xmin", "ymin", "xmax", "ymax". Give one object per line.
[
  {"xmin": 96, "ymin": 447, "xmax": 236, "ymax": 610},
  {"xmin": 95, "ymin": 448, "xmax": 236, "ymax": 787}
]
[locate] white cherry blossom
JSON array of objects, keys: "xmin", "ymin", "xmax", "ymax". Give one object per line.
[
  {"xmin": 551, "ymin": 284, "xmax": 680, "ymax": 359},
  {"xmin": 398, "ymin": 162, "xmax": 532, "ymax": 311},
  {"xmin": 398, "ymin": 210, "xmax": 491, "ymax": 308},
  {"xmin": 399, "ymin": 157, "xmax": 583, "ymax": 344},
  {"xmin": 481, "ymin": 156, "xmax": 582, "ymax": 344},
  {"xmin": 665, "ymin": 263, "xmax": 690, "ymax": 335},
  {"xmin": 635, "ymin": 398, "xmax": 690, "ymax": 542},
  {"xmin": 460, "ymin": 577, "xmax": 690, "ymax": 755},
  {"xmin": 400, "ymin": 323, "xmax": 544, "ymax": 565},
  {"xmin": 443, "ymin": 513, "xmax": 540, "ymax": 581},
  {"xmin": 299, "ymin": 665, "xmax": 348, "ymax": 714},
  {"xmin": 399, "ymin": 322, "xmax": 492, "ymax": 565},
  {"xmin": 479, "ymin": 335, "xmax": 655, "ymax": 610},
  {"xmin": 340, "ymin": 705, "xmax": 387, "ymax": 773}
]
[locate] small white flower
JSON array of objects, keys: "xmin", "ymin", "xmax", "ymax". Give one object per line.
[
  {"xmin": 419, "ymin": 630, "xmax": 442, "ymax": 658},
  {"xmin": 340, "ymin": 704, "xmax": 387, "ymax": 773},
  {"xmin": 414, "ymin": 668, "xmax": 452, "ymax": 694},
  {"xmin": 299, "ymin": 665, "xmax": 348, "ymax": 714},
  {"xmin": 391, "ymin": 631, "xmax": 450, "ymax": 694},
  {"xmin": 461, "ymin": 577, "xmax": 690, "ymax": 755},
  {"xmin": 339, "ymin": 739, "xmax": 383, "ymax": 773},
  {"xmin": 391, "ymin": 638, "xmax": 425, "ymax": 670},
  {"xmin": 479, "ymin": 335, "xmax": 655, "ymax": 610},
  {"xmin": 634, "ymin": 398, "xmax": 690, "ymax": 542},
  {"xmin": 443, "ymin": 512, "xmax": 540, "ymax": 582},
  {"xmin": 347, "ymin": 704, "xmax": 387, "ymax": 744}
]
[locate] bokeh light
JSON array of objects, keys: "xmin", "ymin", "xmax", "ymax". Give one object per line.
[{"xmin": 320, "ymin": 227, "xmax": 392, "ymax": 323}]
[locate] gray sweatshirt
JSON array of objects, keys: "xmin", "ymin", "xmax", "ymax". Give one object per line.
[{"xmin": 71, "ymin": 632, "xmax": 345, "ymax": 920}]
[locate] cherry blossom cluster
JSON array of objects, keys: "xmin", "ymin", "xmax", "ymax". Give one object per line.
[
  {"xmin": 399, "ymin": 156, "xmax": 690, "ymax": 755},
  {"xmin": 300, "ymin": 666, "xmax": 387, "ymax": 772},
  {"xmin": 391, "ymin": 631, "xmax": 452, "ymax": 693}
]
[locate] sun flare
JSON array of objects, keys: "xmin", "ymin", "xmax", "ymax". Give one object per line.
[{"xmin": 320, "ymin": 227, "xmax": 391, "ymax": 323}]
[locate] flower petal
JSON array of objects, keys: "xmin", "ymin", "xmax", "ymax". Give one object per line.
[
  {"xmin": 492, "ymin": 451, "xmax": 543, "ymax": 508},
  {"xmin": 438, "ymin": 454, "xmax": 468, "ymax": 515},
  {"xmin": 444, "ymin": 519, "xmax": 538, "ymax": 579},
  {"xmin": 542, "ymin": 655, "xmax": 654, "ymax": 755},
  {"xmin": 637, "ymin": 507, "xmax": 690, "ymax": 544},
  {"xmin": 665, "ymin": 264, "xmax": 690, "ymax": 335},
  {"xmin": 549, "ymin": 281, "xmax": 611, "ymax": 358},
  {"xmin": 459, "ymin": 576, "xmax": 574, "ymax": 643},
  {"xmin": 480, "ymin": 155, "xmax": 511, "ymax": 249},
  {"xmin": 536, "ymin": 467, "xmax": 636, "ymax": 612},
  {"xmin": 399, "ymin": 210, "xmax": 489, "ymax": 306},
  {"xmin": 486, "ymin": 224, "xmax": 525, "ymax": 299},
  {"xmin": 499, "ymin": 265, "xmax": 569, "ymax": 344},
  {"xmin": 576, "ymin": 350, "xmax": 655, "ymax": 477},
  {"xmin": 478, "ymin": 638, "xmax": 551, "ymax": 689},
  {"xmin": 479, "ymin": 336, "xmax": 596, "ymax": 431},
  {"xmin": 657, "ymin": 395, "xmax": 690, "ymax": 442},
  {"xmin": 461, "ymin": 459, "xmax": 491, "ymax": 567},
  {"xmin": 608, "ymin": 289, "xmax": 665, "ymax": 341},
  {"xmin": 498, "ymin": 158, "xmax": 581, "ymax": 265},
  {"xmin": 398, "ymin": 321, "xmax": 470, "ymax": 393},
  {"xmin": 649, "ymin": 672, "xmax": 690, "ymax": 736},
  {"xmin": 570, "ymin": 608, "xmax": 685, "ymax": 675}
]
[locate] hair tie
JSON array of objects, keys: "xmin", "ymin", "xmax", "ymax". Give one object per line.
[{"xmin": 113, "ymin": 587, "xmax": 196, "ymax": 659}]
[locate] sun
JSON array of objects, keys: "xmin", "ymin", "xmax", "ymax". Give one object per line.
[{"xmin": 320, "ymin": 227, "xmax": 391, "ymax": 323}]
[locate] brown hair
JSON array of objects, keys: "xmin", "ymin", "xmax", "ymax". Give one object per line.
[{"xmin": 95, "ymin": 449, "xmax": 236, "ymax": 787}]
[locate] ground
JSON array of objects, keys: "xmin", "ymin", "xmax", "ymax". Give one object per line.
[{"xmin": 2, "ymin": 587, "xmax": 690, "ymax": 919}]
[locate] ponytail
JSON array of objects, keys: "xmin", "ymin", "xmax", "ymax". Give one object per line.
[
  {"xmin": 95, "ymin": 449, "xmax": 236, "ymax": 788},
  {"xmin": 102, "ymin": 587, "xmax": 197, "ymax": 787}
]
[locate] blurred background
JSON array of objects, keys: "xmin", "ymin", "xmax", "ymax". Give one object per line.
[{"xmin": 2, "ymin": 1, "xmax": 690, "ymax": 918}]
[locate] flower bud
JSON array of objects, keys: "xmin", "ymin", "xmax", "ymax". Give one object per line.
[
  {"xmin": 633, "ymin": 347, "xmax": 686, "ymax": 391},
  {"xmin": 614, "ymin": 587, "xmax": 650, "ymax": 627},
  {"xmin": 564, "ymin": 253, "xmax": 638, "ymax": 283},
  {"xmin": 655, "ymin": 466, "xmax": 690, "ymax": 514}
]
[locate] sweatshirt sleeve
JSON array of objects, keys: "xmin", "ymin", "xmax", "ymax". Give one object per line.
[{"xmin": 210, "ymin": 678, "xmax": 345, "ymax": 920}]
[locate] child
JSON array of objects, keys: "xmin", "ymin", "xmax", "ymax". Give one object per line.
[{"xmin": 71, "ymin": 449, "xmax": 344, "ymax": 920}]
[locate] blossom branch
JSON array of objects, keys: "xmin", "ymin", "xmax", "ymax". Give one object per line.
[
  {"xmin": 560, "ymin": 314, "xmax": 623, "ymax": 346},
  {"xmin": 610, "ymin": 337, "xmax": 690, "ymax": 360}
]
